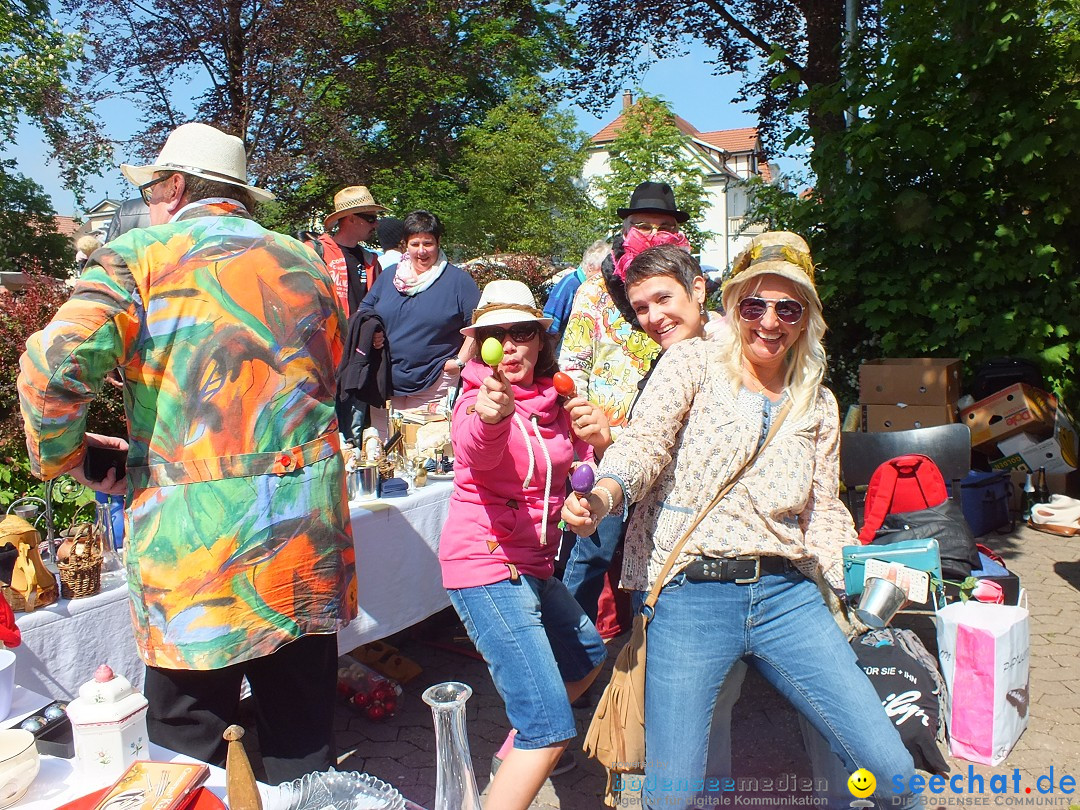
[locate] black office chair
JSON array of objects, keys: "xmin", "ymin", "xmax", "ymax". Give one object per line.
[{"xmin": 839, "ymin": 423, "xmax": 972, "ymax": 526}]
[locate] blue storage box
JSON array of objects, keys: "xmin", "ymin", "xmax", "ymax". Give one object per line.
[{"xmin": 959, "ymin": 470, "xmax": 1012, "ymax": 536}]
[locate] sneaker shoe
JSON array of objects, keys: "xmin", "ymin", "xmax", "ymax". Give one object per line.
[{"xmin": 490, "ymin": 749, "xmax": 576, "ymax": 779}]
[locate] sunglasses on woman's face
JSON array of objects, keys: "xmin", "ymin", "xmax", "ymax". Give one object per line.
[
  {"xmin": 737, "ymin": 296, "xmax": 805, "ymax": 324},
  {"xmin": 478, "ymin": 323, "xmax": 541, "ymax": 344}
]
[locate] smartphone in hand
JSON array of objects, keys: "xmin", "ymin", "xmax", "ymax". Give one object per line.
[{"xmin": 83, "ymin": 445, "xmax": 128, "ymax": 481}]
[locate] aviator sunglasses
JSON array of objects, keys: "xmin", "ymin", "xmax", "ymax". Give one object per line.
[
  {"xmin": 478, "ymin": 323, "xmax": 541, "ymax": 344},
  {"xmin": 737, "ymin": 296, "xmax": 805, "ymax": 325}
]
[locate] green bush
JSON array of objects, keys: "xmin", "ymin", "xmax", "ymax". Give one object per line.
[{"xmin": 0, "ymin": 272, "xmax": 126, "ymax": 527}]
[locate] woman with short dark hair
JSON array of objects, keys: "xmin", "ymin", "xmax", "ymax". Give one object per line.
[{"xmin": 359, "ymin": 210, "xmax": 480, "ymax": 422}]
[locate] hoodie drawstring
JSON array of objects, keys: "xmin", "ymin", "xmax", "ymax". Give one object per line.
[{"xmin": 511, "ymin": 413, "xmax": 553, "ymax": 546}]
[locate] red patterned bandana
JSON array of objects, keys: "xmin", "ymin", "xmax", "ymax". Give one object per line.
[{"xmin": 613, "ymin": 227, "xmax": 692, "ymax": 280}]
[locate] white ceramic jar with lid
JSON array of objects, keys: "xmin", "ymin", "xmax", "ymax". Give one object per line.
[{"xmin": 66, "ymin": 664, "xmax": 149, "ymax": 785}]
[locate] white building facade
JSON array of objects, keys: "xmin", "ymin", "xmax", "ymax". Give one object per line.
[{"xmin": 582, "ymin": 93, "xmax": 778, "ymax": 272}]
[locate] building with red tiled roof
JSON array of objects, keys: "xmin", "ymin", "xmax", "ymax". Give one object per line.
[{"xmin": 584, "ymin": 92, "xmax": 779, "ymax": 270}]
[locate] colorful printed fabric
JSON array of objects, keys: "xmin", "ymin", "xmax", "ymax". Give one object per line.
[
  {"xmin": 18, "ymin": 201, "xmax": 358, "ymax": 671},
  {"xmin": 557, "ymin": 275, "xmax": 659, "ymax": 432}
]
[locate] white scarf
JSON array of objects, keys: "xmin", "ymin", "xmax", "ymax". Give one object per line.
[{"xmin": 393, "ymin": 250, "xmax": 448, "ymax": 296}]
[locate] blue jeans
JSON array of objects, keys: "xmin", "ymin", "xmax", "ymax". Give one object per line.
[
  {"xmin": 449, "ymin": 575, "xmax": 607, "ymax": 749},
  {"xmin": 641, "ymin": 569, "xmax": 922, "ymax": 810},
  {"xmin": 335, "ymin": 393, "xmax": 368, "ymax": 445},
  {"xmin": 561, "ymin": 512, "xmax": 625, "ymax": 621}
]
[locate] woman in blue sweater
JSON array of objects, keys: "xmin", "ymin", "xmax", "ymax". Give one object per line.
[{"xmin": 359, "ymin": 210, "xmax": 481, "ymax": 425}]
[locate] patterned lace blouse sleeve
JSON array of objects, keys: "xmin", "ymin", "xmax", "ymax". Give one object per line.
[
  {"xmin": 598, "ymin": 339, "xmax": 705, "ymax": 506},
  {"xmin": 799, "ymin": 387, "xmax": 858, "ymax": 590}
]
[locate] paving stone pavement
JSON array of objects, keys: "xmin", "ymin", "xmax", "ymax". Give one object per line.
[{"xmin": 323, "ymin": 521, "xmax": 1078, "ymax": 809}]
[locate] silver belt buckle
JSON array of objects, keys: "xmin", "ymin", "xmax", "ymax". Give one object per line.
[{"xmin": 734, "ymin": 555, "xmax": 761, "ymax": 584}]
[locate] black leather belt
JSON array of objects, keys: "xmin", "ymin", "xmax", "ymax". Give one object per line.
[{"xmin": 683, "ymin": 555, "xmax": 794, "ymax": 584}]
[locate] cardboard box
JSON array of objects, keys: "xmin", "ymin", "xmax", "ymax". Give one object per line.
[
  {"xmin": 959, "ymin": 383, "xmax": 1055, "ymax": 449},
  {"xmin": 861, "ymin": 403, "xmax": 957, "ymax": 432},
  {"xmin": 859, "ymin": 358, "xmax": 962, "ymax": 405},
  {"xmin": 996, "ymin": 432, "xmax": 1042, "ymax": 457},
  {"xmin": 989, "ymin": 406, "xmax": 1077, "ymax": 473},
  {"xmin": 989, "ymin": 452, "xmax": 1029, "ymax": 472}
]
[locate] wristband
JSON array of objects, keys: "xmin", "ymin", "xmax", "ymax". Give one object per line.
[
  {"xmin": 592, "ymin": 485, "xmax": 615, "ymax": 519},
  {"xmin": 454, "ymin": 358, "xmax": 466, "ymax": 370}
]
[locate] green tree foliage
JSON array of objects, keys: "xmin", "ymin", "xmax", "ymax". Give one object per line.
[
  {"xmin": 806, "ymin": 0, "xmax": 1080, "ymax": 408},
  {"xmin": 68, "ymin": 0, "xmax": 573, "ymax": 226},
  {"xmin": 592, "ymin": 94, "xmax": 711, "ymax": 249},
  {"xmin": 1, "ymin": 0, "xmax": 109, "ymax": 276},
  {"xmin": 567, "ymin": 0, "xmax": 850, "ymax": 162},
  {"xmin": 0, "ymin": 164, "xmax": 74, "ymax": 276},
  {"xmin": 446, "ymin": 86, "xmax": 598, "ymax": 261},
  {"xmin": 1, "ymin": 0, "xmax": 109, "ymax": 198},
  {"xmin": 737, "ymin": 174, "xmax": 808, "ymax": 235}
]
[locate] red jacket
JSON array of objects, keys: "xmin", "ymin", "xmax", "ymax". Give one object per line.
[{"xmin": 316, "ymin": 234, "xmax": 380, "ymax": 317}]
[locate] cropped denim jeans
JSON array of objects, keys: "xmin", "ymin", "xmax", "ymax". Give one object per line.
[{"xmin": 641, "ymin": 568, "xmax": 923, "ymax": 810}]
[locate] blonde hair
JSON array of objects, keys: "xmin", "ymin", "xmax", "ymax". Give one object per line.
[
  {"xmin": 719, "ymin": 273, "xmax": 828, "ymax": 422},
  {"xmin": 75, "ymin": 235, "xmax": 102, "ymax": 255}
]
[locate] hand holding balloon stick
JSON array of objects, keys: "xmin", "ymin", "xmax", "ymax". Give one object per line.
[{"xmin": 553, "ymin": 371, "xmax": 576, "ymax": 397}]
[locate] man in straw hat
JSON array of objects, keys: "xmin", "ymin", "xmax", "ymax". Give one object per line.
[
  {"xmin": 311, "ymin": 185, "xmax": 390, "ymax": 444},
  {"xmin": 315, "ymin": 185, "xmax": 389, "ymax": 316},
  {"xmin": 18, "ymin": 121, "xmax": 357, "ymax": 783}
]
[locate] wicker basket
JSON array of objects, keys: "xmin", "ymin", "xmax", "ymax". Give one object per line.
[{"xmin": 57, "ymin": 526, "xmax": 104, "ymax": 599}]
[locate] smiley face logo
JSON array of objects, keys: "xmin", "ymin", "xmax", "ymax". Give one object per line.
[{"xmin": 848, "ymin": 768, "xmax": 876, "ymax": 798}]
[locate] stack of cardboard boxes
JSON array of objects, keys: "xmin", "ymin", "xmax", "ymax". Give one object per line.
[
  {"xmin": 958, "ymin": 383, "xmax": 1079, "ymax": 501},
  {"xmin": 858, "ymin": 358, "xmax": 962, "ymax": 432}
]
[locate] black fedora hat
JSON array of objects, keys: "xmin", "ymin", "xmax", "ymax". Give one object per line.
[{"xmin": 616, "ymin": 181, "xmax": 690, "ymax": 223}]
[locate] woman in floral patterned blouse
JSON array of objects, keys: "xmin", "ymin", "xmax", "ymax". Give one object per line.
[{"xmin": 563, "ymin": 232, "xmax": 922, "ymax": 810}]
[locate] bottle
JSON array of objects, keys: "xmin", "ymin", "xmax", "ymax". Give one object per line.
[
  {"xmin": 362, "ymin": 427, "xmax": 382, "ymax": 466},
  {"xmin": 1020, "ymin": 472, "xmax": 1035, "ymax": 522},
  {"xmin": 423, "ymin": 682, "xmax": 482, "ymax": 810},
  {"xmin": 1035, "ymin": 466, "xmax": 1051, "ymax": 504}
]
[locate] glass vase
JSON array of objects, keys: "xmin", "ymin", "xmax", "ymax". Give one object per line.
[
  {"xmin": 422, "ymin": 681, "xmax": 482, "ymax": 810},
  {"xmin": 94, "ymin": 497, "xmax": 127, "ymax": 589}
]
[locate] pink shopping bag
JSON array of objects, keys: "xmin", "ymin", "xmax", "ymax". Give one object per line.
[{"xmin": 935, "ymin": 593, "xmax": 1029, "ymax": 765}]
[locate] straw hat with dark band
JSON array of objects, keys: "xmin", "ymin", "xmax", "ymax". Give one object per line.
[{"xmin": 323, "ymin": 186, "xmax": 390, "ymax": 231}]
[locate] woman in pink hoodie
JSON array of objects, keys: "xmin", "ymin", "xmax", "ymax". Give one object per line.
[{"xmin": 441, "ymin": 280, "xmax": 608, "ymax": 809}]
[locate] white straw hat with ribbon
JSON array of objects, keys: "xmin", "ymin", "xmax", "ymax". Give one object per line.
[
  {"xmin": 460, "ymin": 279, "xmax": 553, "ymax": 337},
  {"xmin": 120, "ymin": 122, "xmax": 274, "ymax": 202}
]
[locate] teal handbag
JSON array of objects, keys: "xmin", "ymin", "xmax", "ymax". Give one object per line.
[{"xmin": 842, "ymin": 538, "xmax": 943, "ymax": 604}]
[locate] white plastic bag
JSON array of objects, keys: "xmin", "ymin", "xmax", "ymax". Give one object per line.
[{"xmin": 935, "ymin": 592, "xmax": 1029, "ymax": 765}]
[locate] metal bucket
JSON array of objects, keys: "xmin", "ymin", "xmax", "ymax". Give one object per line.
[
  {"xmin": 855, "ymin": 577, "xmax": 908, "ymax": 628},
  {"xmin": 353, "ymin": 466, "xmax": 379, "ymax": 501}
]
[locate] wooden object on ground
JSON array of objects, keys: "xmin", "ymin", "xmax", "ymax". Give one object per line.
[{"xmin": 223, "ymin": 724, "xmax": 263, "ymax": 810}]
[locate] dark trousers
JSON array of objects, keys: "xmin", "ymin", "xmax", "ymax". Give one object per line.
[{"xmin": 144, "ymin": 633, "xmax": 339, "ymax": 785}]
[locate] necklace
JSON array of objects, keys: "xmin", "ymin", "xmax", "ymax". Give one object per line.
[{"xmin": 744, "ymin": 365, "xmax": 784, "ymax": 394}]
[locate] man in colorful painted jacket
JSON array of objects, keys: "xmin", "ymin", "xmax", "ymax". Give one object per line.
[{"xmin": 17, "ymin": 122, "xmax": 358, "ymax": 784}]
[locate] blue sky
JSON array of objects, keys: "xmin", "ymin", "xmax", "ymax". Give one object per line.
[{"xmin": 10, "ymin": 45, "xmax": 800, "ymax": 218}]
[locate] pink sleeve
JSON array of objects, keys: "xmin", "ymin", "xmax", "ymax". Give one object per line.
[{"xmin": 450, "ymin": 387, "xmax": 513, "ymax": 471}]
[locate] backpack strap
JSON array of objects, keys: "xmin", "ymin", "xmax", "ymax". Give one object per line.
[{"xmin": 858, "ymin": 461, "xmax": 901, "ymax": 543}]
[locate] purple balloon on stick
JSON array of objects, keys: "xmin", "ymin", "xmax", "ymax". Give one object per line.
[{"xmin": 570, "ymin": 465, "xmax": 595, "ymax": 494}]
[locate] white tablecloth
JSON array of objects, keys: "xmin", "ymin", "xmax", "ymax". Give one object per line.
[
  {"xmin": 337, "ymin": 479, "xmax": 452, "ymax": 653},
  {"xmin": 14, "ymin": 481, "xmax": 453, "ymax": 699},
  {"xmin": 13, "ymin": 579, "xmax": 143, "ymax": 700}
]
